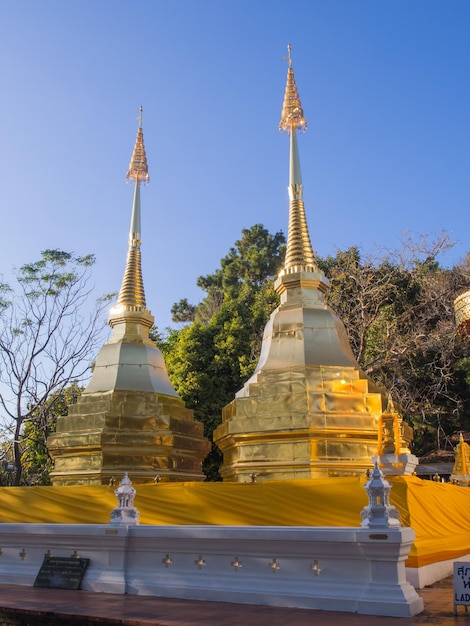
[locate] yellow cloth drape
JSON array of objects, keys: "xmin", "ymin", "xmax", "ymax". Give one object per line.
[
  {"xmin": 390, "ymin": 476, "xmax": 470, "ymax": 567},
  {"xmin": 0, "ymin": 476, "xmax": 469, "ymax": 568}
]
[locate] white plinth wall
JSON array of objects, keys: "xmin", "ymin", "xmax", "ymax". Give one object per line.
[{"xmin": 0, "ymin": 523, "xmax": 422, "ymax": 617}]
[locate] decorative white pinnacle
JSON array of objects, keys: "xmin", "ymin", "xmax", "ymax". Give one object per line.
[
  {"xmin": 361, "ymin": 462, "xmax": 401, "ymax": 528},
  {"xmin": 109, "ymin": 472, "xmax": 140, "ymax": 526}
]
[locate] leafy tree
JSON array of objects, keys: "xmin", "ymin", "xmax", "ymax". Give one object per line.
[
  {"xmin": 155, "ymin": 225, "xmax": 285, "ymax": 479},
  {"xmin": 193, "ymin": 224, "xmax": 285, "ymax": 324},
  {"xmin": 318, "ymin": 233, "xmax": 470, "ymax": 455},
  {"xmin": 0, "ymin": 250, "xmax": 110, "ymax": 485},
  {"xmin": 171, "ymin": 298, "xmax": 196, "ymax": 323},
  {"xmin": 19, "ymin": 383, "xmax": 82, "ymax": 485}
]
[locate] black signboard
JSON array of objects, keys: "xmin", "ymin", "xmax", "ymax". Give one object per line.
[{"xmin": 34, "ymin": 556, "xmax": 89, "ymax": 590}]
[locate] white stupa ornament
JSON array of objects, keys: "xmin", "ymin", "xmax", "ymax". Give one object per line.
[
  {"xmin": 110, "ymin": 472, "xmax": 140, "ymax": 525},
  {"xmin": 361, "ymin": 462, "xmax": 401, "ymax": 528}
]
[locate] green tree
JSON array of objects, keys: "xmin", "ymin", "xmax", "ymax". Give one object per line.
[
  {"xmin": 193, "ymin": 224, "xmax": 285, "ymax": 324},
  {"xmin": 19, "ymin": 383, "xmax": 82, "ymax": 485},
  {"xmin": 155, "ymin": 225, "xmax": 285, "ymax": 479},
  {"xmin": 171, "ymin": 298, "xmax": 196, "ymax": 323},
  {"xmin": 0, "ymin": 250, "xmax": 110, "ymax": 485},
  {"xmin": 318, "ymin": 233, "xmax": 470, "ymax": 455}
]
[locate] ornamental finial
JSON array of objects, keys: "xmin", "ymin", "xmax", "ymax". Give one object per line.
[
  {"xmin": 386, "ymin": 394, "xmax": 397, "ymax": 414},
  {"xmin": 279, "ymin": 45, "xmax": 307, "ymax": 132},
  {"xmin": 286, "ymin": 43, "xmax": 292, "ymax": 68},
  {"xmin": 126, "ymin": 106, "xmax": 150, "ymax": 185}
]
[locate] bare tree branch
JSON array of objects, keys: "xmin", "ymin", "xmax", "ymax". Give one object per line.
[{"xmin": 0, "ymin": 250, "xmax": 109, "ymax": 485}]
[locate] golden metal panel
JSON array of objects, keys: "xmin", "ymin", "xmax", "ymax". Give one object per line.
[
  {"xmin": 307, "ymin": 393, "xmax": 325, "ymax": 413},
  {"xmin": 49, "ymin": 389, "xmax": 210, "ymax": 485},
  {"xmin": 323, "ymin": 393, "xmax": 368, "ymax": 413},
  {"xmin": 215, "ymin": 350, "xmax": 389, "ymax": 480}
]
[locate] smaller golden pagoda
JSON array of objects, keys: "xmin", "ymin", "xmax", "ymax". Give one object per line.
[
  {"xmin": 48, "ymin": 109, "xmax": 210, "ymax": 485},
  {"xmin": 375, "ymin": 396, "xmax": 417, "ymax": 475},
  {"xmin": 214, "ymin": 47, "xmax": 395, "ymax": 482},
  {"xmin": 377, "ymin": 397, "xmax": 413, "ymax": 456},
  {"xmin": 450, "ymin": 433, "xmax": 470, "ymax": 485}
]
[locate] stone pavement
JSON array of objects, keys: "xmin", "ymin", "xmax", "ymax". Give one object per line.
[{"xmin": 0, "ymin": 576, "xmax": 466, "ymax": 625}]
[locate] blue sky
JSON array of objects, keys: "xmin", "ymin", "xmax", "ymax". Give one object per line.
[{"xmin": 0, "ymin": 1, "xmax": 469, "ymax": 331}]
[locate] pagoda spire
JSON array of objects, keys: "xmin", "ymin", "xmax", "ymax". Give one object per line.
[
  {"xmin": 113, "ymin": 107, "xmax": 151, "ymax": 321},
  {"xmin": 279, "ymin": 44, "xmax": 317, "ymax": 276}
]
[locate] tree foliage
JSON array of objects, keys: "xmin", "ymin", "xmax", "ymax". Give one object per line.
[
  {"xmin": 0, "ymin": 250, "xmax": 110, "ymax": 485},
  {"xmin": 171, "ymin": 224, "xmax": 286, "ymax": 326},
  {"xmin": 318, "ymin": 233, "xmax": 470, "ymax": 454},
  {"xmin": 19, "ymin": 383, "xmax": 82, "ymax": 485},
  {"xmin": 156, "ymin": 226, "xmax": 470, "ymax": 479},
  {"xmin": 155, "ymin": 225, "xmax": 286, "ymax": 479}
]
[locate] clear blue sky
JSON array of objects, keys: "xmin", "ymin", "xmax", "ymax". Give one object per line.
[{"xmin": 0, "ymin": 1, "xmax": 469, "ymax": 331}]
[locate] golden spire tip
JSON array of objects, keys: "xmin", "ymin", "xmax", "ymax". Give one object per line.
[
  {"xmin": 279, "ymin": 44, "xmax": 307, "ymax": 133},
  {"xmin": 126, "ymin": 106, "xmax": 150, "ymax": 185}
]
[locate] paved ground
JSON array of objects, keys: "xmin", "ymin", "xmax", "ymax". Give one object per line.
[{"xmin": 0, "ymin": 576, "xmax": 467, "ymax": 625}]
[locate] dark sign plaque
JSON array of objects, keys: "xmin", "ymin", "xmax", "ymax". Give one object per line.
[{"xmin": 34, "ymin": 556, "xmax": 89, "ymax": 590}]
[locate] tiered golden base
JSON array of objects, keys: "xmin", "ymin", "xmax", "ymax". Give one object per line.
[
  {"xmin": 48, "ymin": 390, "xmax": 210, "ymax": 485},
  {"xmin": 214, "ymin": 365, "xmax": 384, "ymax": 481}
]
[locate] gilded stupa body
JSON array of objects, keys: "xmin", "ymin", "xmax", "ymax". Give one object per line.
[
  {"xmin": 214, "ymin": 48, "xmax": 397, "ymax": 481},
  {"xmin": 48, "ymin": 110, "xmax": 210, "ymax": 485}
]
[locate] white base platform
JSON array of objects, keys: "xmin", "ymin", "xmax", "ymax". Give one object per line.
[
  {"xmin": 0, "ymin": 523, "xmax": 423, "ymax": 617},
  {"xmin": 373, "ymin": 454, "xmax": 419, "ymax": 476}
]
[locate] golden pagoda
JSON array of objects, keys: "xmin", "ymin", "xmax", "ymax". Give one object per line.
[
  {"xmin": 375, "ymin": 396, "xmax": 417, "ymax": 475},
  {"xmin": 48, "ymin": 109, "xmax": 210, "ymax": 485},
  {"xmin": 450, "ymin": 433, "xmax": 470, "ymax": 485},
  {"xmin": 377, "ymin": 396, "xmax": 413, "ymax": 456},
  {"xmin": 214, "ymin": 47, "xmax": 394, "ymax": 482}
]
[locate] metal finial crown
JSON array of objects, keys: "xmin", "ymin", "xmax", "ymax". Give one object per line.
[
  {"xmin": 279, "ymin": 45, "xmax": 307, "ymax": 132},
  {"xmin": 126, "ymin": 106, "xmax": 150, "ymax": 184}
]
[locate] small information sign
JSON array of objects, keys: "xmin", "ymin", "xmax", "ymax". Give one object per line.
[
  {"xmin": 34, "ymin": 556, "xmax": 89, "ymax": 590},
  {"xmin": 454, "ymin": 561, "xmax": 470, "ymax": 614}
]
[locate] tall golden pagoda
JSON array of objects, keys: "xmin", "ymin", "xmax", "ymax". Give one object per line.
[
  {"xmin": 214, "ymin": 47, "xmax": 392, "ymax": 481},
  {"xmin": 48, "ymin": 109, "xmax": 210, "ymax": 485}
]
